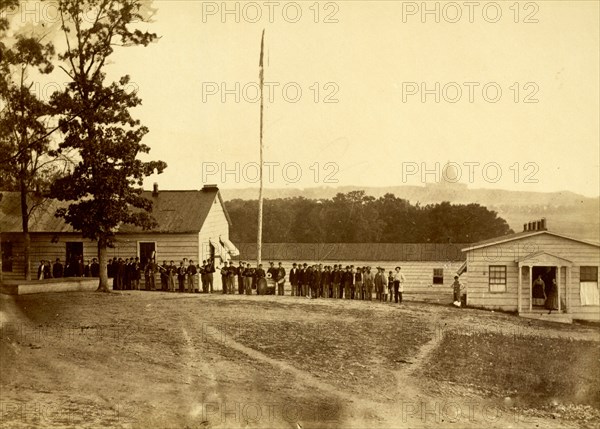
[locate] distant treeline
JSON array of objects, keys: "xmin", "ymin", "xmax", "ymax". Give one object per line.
[{"xmin": 225, "ymin": 191, "xmax": 513, "ymax": 243}]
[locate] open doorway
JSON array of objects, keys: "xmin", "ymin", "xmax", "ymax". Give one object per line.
[
  {"xmin": 65, "ymin": 242, "xmax": 84, "ymax": 277},
  {"xmin": 531, "ymin": 266, "xmax": 556, "ymax": 307},
  {"xmin": 139, "ymin": 242, "xmax": 156, "ymax": 268}
]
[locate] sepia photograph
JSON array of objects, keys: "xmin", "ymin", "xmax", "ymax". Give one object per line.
[{"xmin": 0, "ymin": 1, "xmax": 599, "ymax": 428}]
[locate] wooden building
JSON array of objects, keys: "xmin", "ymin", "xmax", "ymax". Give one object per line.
[
  {"xmin": 233, "ymin": 242, "xmax": 468, "ymax": 303},
  {"xmin": 0, "ymin": 185, "xmax": 238, "ymax": 284},
  {"xmin": 460, "ymin": 219, "xmax": 600, "ymax": 322}
]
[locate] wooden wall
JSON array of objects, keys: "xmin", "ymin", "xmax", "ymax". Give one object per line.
[
  {"xmin": 198, "ymin": 195, "xmax": 230, "ymax": 264},
  {"xmin": 261, "ymin": 260, "xmax": 465, "ymax": 303},
  {"xmin": 465, "ymin": 234, "xmax": 599, "ymax": 320},
  {"xmin": 1, "ymin": 232, "xmax": 199, "ymax": 280}
]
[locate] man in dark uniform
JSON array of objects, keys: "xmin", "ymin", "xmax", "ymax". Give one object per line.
[
  {"xmin": 199, "ymin": 260, "xmax": 206, "ymax": 292},
  {"xmin": 305, "ymin": 265, "xmax": 314, "ymax": 299},
  {"xmin": 238, "ymin": 261, "xmax": 245, "ymax": 294},
  {"xmin": 302, "ymin": 263, "xmax": 310, "ymax": 297},
  {"xmin": 297, "ymin": 263, "xmax": 305, "ymax": 297},
  {"xmin": 312, "ymin": 264, "xmax": 322, "ymax": 298},
  {"xmin": 289, "ymin": 263, "xmax": 299, "ymax": 296},
  {"xmin": 227, "ymin": 262, "xmax": 236, "ymax": 294},
  {"xmin": 187, "ymin": 259, "xmax": 198, "ymax": 293},
  {"xmin": 107, "ymin": 258, "xmax": 114, "ymax": 279},
  {"xmin": 332, "ymin": 265, "xmax": 342, "ymax": 299},
  {"xmin": 322, "ymin": 265, "xmax": 331, "ymax": 298},
  {"xmin": 168, "ymin": 260, "xmax": 177, "ymax": 292},
  {"xmin": 267, "ymin": 262, "xmax": 277, "ymax": 281},
  {"xmin": 52, "ymin": 258, "xmax": 64, "ymax": 278},
  {"xmin": 208, "ymin": 258, "xmax": 216, "ymax": 292},
  {"xmin": 254, "ymin": 263, "xmax": 266, "ymax": 295},
  {"xmin": 343, "ymin": 266, "xmax": 353, "ymax": 299},
  {"xmin": 110, "ymin": 258, "xmax": 119, "ymax": 284},
  {"xmin": 160, "ymin": 260, "xmax": 169, "ymax": 291},
  {"xmin": 117, "ymin": 258, "xmax": 126, "ymax": 289},
  {"xmin": 130, "ymin": 257, "xmax": 140, "ymax": 290},
  {"xmin": 220, "ymin": 261, "xmax": 229, "ymax": 294},
  {"xmin": 276, "ymin": 262, "xmax": 286, "ymax": 296},
  {"xmin": 243, "ymin": 263, "xmax": 254, "ymax": 295},
  {"xmin": 90, "ymin": 258, "xmax": 100, "ymax": 277},
  {"xmin": 177, "ymin": 261, "xmax": 187, "ymax": 292},
  {"xmin": 123, "ymin": 258, "xmax": 131, "ymax": 289}
]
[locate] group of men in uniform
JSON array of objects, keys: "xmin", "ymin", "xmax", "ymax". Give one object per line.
[
  {"xmin": 214, "ymin": 261, "xmax": 407, "ymax": 303},
  {"xmin": 37, "ymin": 257, "xmax": 100, "ymax": 280},
  {"xmin": 287, "ymin": 263, "xmax": 407, "ymax": 303},
  {"xmin": 105, "ymin": 256, "xmax": 409, "ymax": 304},
  {"xmin": 156, "ymin": 258, "xmax": 216, "ymax": 293}
]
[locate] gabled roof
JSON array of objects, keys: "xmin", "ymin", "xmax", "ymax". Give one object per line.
[
  {"xmin": 461, "ymin": 230, "xmax": 600, "ymax": 252},
  {"xmin": 516, "ymin": 251, "xmax": 573, "ymax": 265},
  {"xmin": 0, "ymin": 189, "xmax": 229, "ymax": 234}
]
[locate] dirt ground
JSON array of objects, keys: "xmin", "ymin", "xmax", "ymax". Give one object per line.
[{"xmin": 1, "ymin": 291, "xmax": 599, "ymax": 429}]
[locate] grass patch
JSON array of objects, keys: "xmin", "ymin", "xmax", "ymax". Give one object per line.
[{"xmin": 422, "ymin": 330, "xmax": 600, "ymax": 408}]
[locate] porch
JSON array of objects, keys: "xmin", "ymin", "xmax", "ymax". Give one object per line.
[{"xmin": 517, "ymin": 251, "xmax": 573, "ymax": 323}]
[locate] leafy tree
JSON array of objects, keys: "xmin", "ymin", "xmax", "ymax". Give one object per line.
[
  {"xmin": 0, "ymin": 0, "xmax": 67, "ymax": 280},
  {"xmin": 50, "ymin": 0, "xmax": 166, "ymax": 292},
  {"xmin": 226, "ymin": 191, "xmax": 513, "ymax": 244}
]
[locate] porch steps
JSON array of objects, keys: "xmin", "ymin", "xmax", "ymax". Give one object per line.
[{"xmin": 519, "ymin": 311, "xmax": 573, "ymax": 324}]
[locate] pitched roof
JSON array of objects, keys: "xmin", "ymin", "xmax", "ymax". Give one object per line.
[
  {"xmin": 231, "ymin": 242, "xmax": 467, "ymax": 262},
  {"xmin": 0, "ymin": 189, "xmax": 227, "ymax": 234},
  {"xmin": 461, "ymin": 230, "xmax": 600, "ymax": 252}
]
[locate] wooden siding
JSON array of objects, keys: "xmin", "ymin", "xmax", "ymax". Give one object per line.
[
  {"xmin": 1, "ymin": 232, "xmax": 198, "ymax": 280},
  {"xmin": 198, "ymin": 196, "xmax": 230, "ymax": 263},
  {"xmin": 465, "ymin": 233, "xmax": 600, "ymax": 320},
  {"xmin": 262, "ymin": 260, "xmax": 465, "ymax": 303}
]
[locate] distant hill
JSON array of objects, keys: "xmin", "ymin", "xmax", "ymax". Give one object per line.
[{"xmin": 220, "ymin": 185, "xmax": 600, "ymax": 242}]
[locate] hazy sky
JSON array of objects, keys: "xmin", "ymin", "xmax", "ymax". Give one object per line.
[{"xmin": 13, "ymin": 1, "xmax": 600, "ymax": 197}]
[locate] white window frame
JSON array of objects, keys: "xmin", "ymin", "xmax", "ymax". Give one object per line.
[{"xmin": 489, "ymin": 265, "xmax": 507, "ymax": 293}]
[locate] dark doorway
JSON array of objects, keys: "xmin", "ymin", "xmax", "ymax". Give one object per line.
[
  {"xmin": 65, "ymin": 242, "xmax": 84, "ymax": 277},
  {"xmin": 532, "ymin": 266, "xmax": 556, "ymax": 307},
  {"xmin": 1, "ymin": 241, "xmax": 13, "ymax": 272},
  {"xmin": 139, "ymin": 242, "xmax": 156, "ymax": 268}
]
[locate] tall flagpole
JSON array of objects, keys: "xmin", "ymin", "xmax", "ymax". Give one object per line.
[{"xmin": 257, "ymin": 29, "xmax": 265, "ymax": 267}]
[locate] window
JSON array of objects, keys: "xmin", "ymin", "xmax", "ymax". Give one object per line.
[
  {"xmin": 580, "ymin": 266, "xmax": 599, "ymax": 306},
  {"xmin": 581, "ymin": 266, "xmax": 598, "ymax": 282},
  {"xmin": 433, "ymin": 268, "xmax": 444, "ymax": 285},
  {"xmin": 489, "ymin": 265, "xmax": 507, "ymax": 292}
]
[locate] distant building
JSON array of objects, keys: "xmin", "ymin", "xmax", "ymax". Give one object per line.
[
  {"xmin": 424, "ymin": 162, "xmax": 468, "ymax": 191},
  {"xmin": 0, "ymin": 184, "xmax": 238, "ymax": 285},
  {"xmin": 460, "ymin": 219, "xmax": 600, "ymax": 322}
]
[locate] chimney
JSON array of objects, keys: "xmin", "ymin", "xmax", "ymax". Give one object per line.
[
  {"xmin": 541, "ymin": 218, "xmax": 547, "ymax": 230},
  {"xmin": 536, "ymin": 220, "xmax": 542, "ymax": 231},
  {"xmin": 152, "ymin": 182, "xmax": 159, "ymax": 197},
  {"xmin": 528, "ymin": 222, "xmax": 534, "ymax": 231},
  {"xmin": 523, "ymin": 223, "xmax": 528, "ymax": 232},
  {"xmin": 202, "ymin": 184, "xmax": 219, "ymax": 192}
]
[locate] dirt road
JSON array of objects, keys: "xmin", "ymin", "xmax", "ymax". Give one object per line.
[{"xmin": 1, "ymin": 291, "xmax": 598, "ymax": 428}]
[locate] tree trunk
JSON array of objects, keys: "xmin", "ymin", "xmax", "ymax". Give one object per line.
[
  {"xmin": 19, "ymin": 178, "xmax": 31, "ymax": 281},
  {"xmin": 96, "ymin": 237, "xmax": 110, "ymax": 292}
]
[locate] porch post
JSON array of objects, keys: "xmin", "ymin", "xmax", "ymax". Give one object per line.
[
  {"xmin": 518, "ymin": 263, "xmax": 522, "ymax": 313},
  {"xmin": 566, "ymin": 267, "xmax": 570, "ymax": 313},
  {"xmin": 557, "ymin": 265, "xmax": 561, "ymax": 312},
  {"xmin": 529, "ymin": 265, "xmax": 533, "ymax": 311}
]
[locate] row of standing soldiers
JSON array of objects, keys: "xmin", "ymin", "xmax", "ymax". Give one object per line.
[
  {"xmin": 219, "ymin": 261, "xmax": 407, "ymax": 303},
  {"xmin": 38, "ymin": 258, "xmax": 99, "ymax": 280},
  {"xmin": 109, "ymin": 257, "xmax": 217, "ymax": 292}
]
